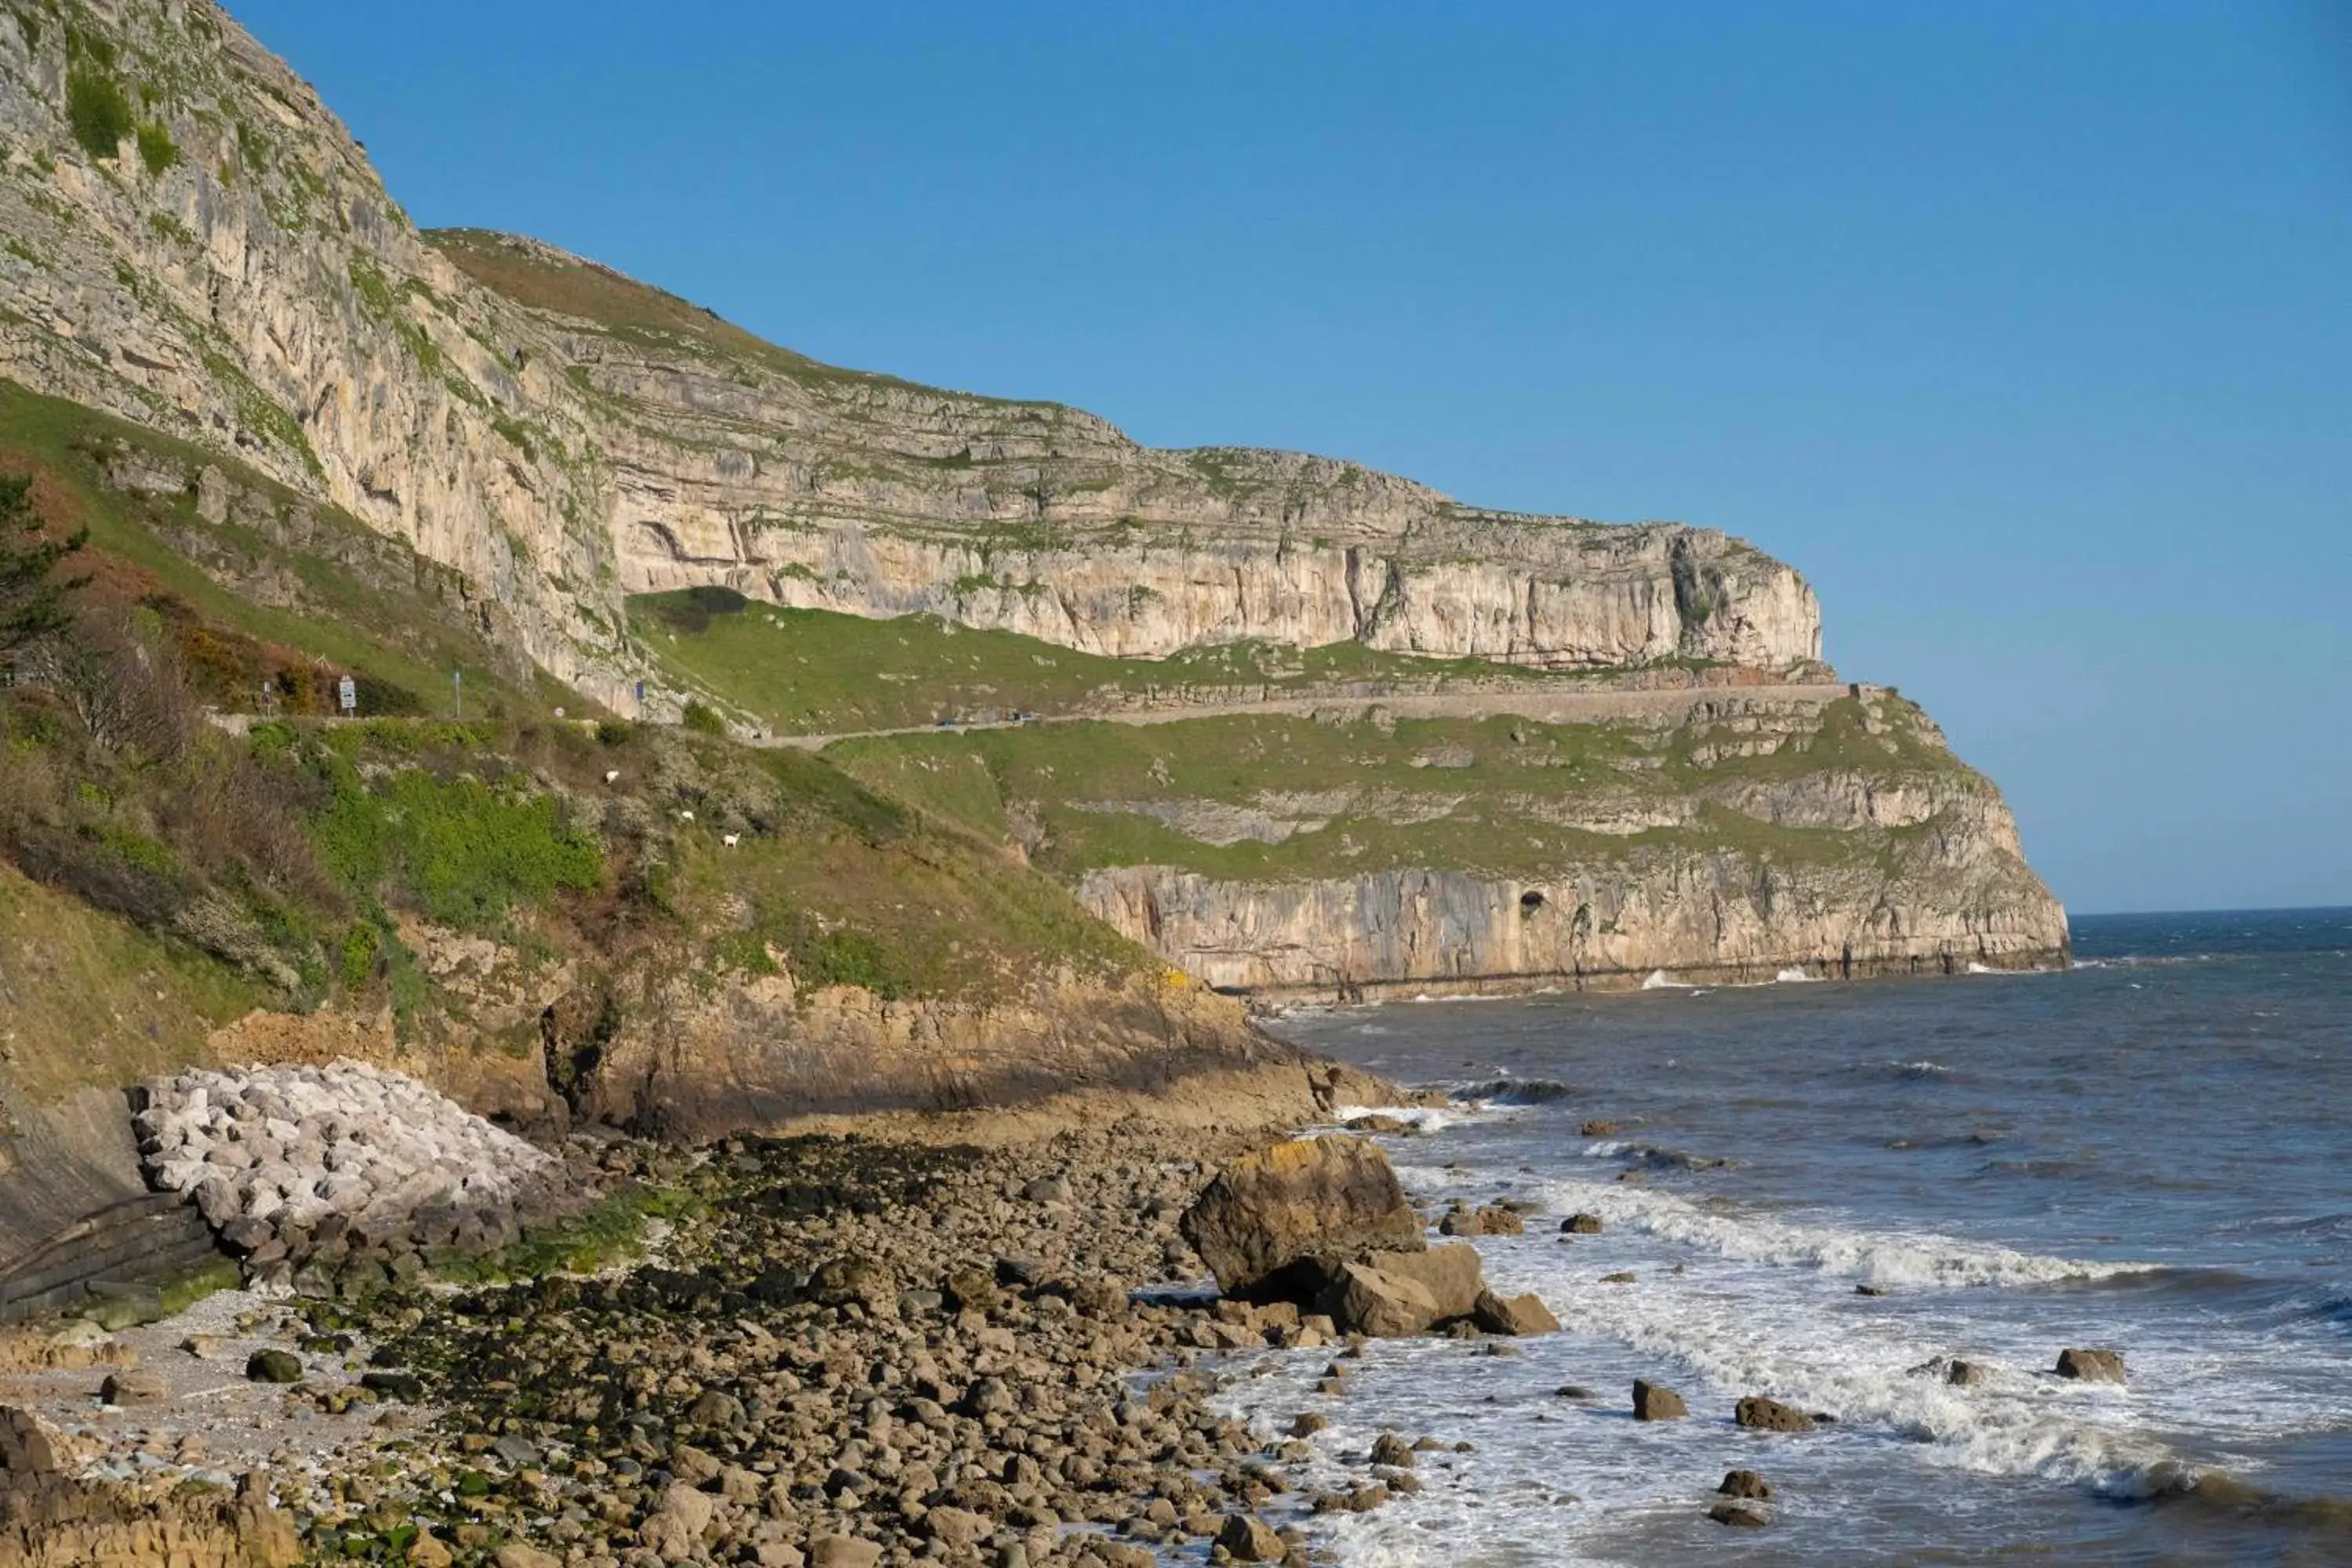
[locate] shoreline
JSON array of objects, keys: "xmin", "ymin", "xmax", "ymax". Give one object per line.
[
  {"xmin": 1235, "ymin": 946, "xmax": 2072, "ymax": 1009},
  {"xmin": 0, "ymin": 1065, "xmax": 1470, "ymax": 1568}
]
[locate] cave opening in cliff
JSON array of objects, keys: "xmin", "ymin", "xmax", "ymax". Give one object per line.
[{"xmin": 1520, "ymin": 890, "xmax": 1547, "ymax": 913}]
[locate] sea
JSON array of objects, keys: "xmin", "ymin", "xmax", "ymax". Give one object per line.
[{"xmin": 1225, "ymin": 908, "xmax": 2352, "ymax": 1566}]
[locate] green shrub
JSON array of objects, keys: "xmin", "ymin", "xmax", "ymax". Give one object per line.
[
  {"xmin": 134, "ymin": 120, "xmax": 177, "ymax": 176},
  {"xmin": 310, "ymin": 767, "xmax": 602, "ymax": 931},
  {"xmin": 338, "ymin": 921, "xmax": 379, "ymax": 989},
  {"xmin": 66, "ymin": 67, "xmax": 132, "ymax": 162},
  {"xmin": 791, "ymin": 925, "xmax": 907, "ymax": 1000},
  {"xmin": 680, "ymin": 700, "xmax": 725, "ymax": 736},
  {"xmin": 594, "ymin": 718, "xmax": 634, "ymax": 747}
]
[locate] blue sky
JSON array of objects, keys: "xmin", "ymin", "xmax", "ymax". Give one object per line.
[{"xmin": 235, "ymin": 0, "xmax": 2350, "ymax": 914}]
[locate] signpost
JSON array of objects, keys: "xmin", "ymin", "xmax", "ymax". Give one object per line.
[
  {"xmin": 452, "ymin": 670, "xmax": 463, "ymax": 720},
  {"xmin": 338, "ymin": 674, "xmax": 357, "ymax": 717}
]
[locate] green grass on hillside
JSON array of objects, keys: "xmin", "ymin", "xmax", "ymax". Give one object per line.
[
  {"xmin": 427, "ymin": 228, "xmax": 1051, "ymax": 411},
  {"xmin": 829, "ymin": 696, "xmax": 1975, "ymax": 886},
  {"xmin": 630, "ymin": 590, "xmax": 1699, "ymax": 736},
  {"xmin": 0, "ymin": 860, "xmax": 262, "ymax": 1112},
  {"xmin": 0, "ymin": 379, "xmax": 556, "ymax": 720}
]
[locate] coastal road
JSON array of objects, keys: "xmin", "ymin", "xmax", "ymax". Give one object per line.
[{"xmin": 753, "ymin": 681, "xmax": 1861, "ymax": 751}]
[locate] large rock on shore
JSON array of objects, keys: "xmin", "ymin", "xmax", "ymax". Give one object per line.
[
  {"xmin": 1318, "ymin": 1260, "xmax": 1444, "ymax": 1338},
  {"xmin": 1734, "ymin": 1396, "xmax": 1816, "ymax": 1432},
  {"xmin": 1180, "ymin": 1136, "xmax": 1423, "ymax": 1298},
  {"xmin": 1632, "ymin": 1380, "xmax": 1686, "ymax": 1421},
  {"xmin": 1472, "ymin": 1289, "xmax": 1561, "ymax": 1337}
]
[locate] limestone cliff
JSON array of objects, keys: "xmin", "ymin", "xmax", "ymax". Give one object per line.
[
  {"xmin": 833, "ymin": 687, "xmax": 2071, "ymax": 1000},
  {"xmin": 0, "ymin": 1, "xmax": 1820, "ymax": 711}
]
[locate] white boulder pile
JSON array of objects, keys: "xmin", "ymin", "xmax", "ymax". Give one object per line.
[{"xmin": 136, "ymin": 1062, "xmax": 579, "ymax": 1295}]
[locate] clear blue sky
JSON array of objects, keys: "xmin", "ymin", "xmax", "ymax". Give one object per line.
[{"xmin": 234, "ymin": 0, "xmax": 2350, "ymax": 916}]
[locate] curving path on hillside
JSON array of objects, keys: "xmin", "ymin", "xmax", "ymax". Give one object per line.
[{"xmin": 757, "ymin": 681, "xmax": 1862, "ymax": 751}]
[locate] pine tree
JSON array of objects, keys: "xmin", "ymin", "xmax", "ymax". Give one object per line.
[{"xmin": 0, "ymin": 474, "xmax": 90, "ymax": 661}]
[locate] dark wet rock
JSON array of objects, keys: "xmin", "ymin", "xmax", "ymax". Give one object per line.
[
  {"xmin": 1455, "ymin": 1080, "xmax": 1572, "ymax": 1105},
  {"xmin": 2056, "ymin": 1347, "xmax": 2127, "ymax": 1383},
  {"xmin": 1632, "ymin": 1379, "xmax": 1686, "ymax": 1421},
  {"xmin": 806, "ymin": 1255, "xmax": 896, "ymax": 1313},
  {"xmin": 1563, "ymin": 1214, "xmax": 1603, "ymax": 1235},
  {"xmin": 1554, "ymin": 1385, "xmax": 1596, "ymax": 1400},
  {"xmin": 1601, "ymin": 1271, "xmax": 1637, "ymax": 1284},
  {"xmin": 360, "ymin": 1370, "xmax": 423, "ymax": 1403},
  {"xmin": 1948, "ymin": 1359, "xmax": 1992, "ymax": 1387},
  {"xmin": 1709, "ymin": 1502, "xmax": 1768, "ymax": 1526},
  {"xmin": 1719, "ymin": 1469, "xmax": 1773, "ymax": 1499},
  {"xmin": 1179, "ymin": 1136, "xmax": 1423, "ymax": 1298},
  {"xmin": 1369, "ymin": 1433, "xmax": 1415, "ymax": 1468},
  {"xmin": 245, "ymin": 1348, "xmax": 303, "ymax": 1384},
  {"xmin": 1580, "ymin": 1120, "xmax": 1618, "ymax": 1137},
  {"xmin": 1735, "ymin": 1396, "xmax": 1816, "ymax": 1432},
  {"xmin": 1344, "ymin": 1115, "xmax": 1413, "ymax": 1134}
]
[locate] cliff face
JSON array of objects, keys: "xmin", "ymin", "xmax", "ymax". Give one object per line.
[
  {"xmin": 0, "ymin": 4, "xmax": 1820, "ymax": 706},
  {"xmin": 0, "ymin": 0, "xmax": 2061, "ymax": 1038},
  {"xmin": 833, "ymin": 688, "xmax": 2071, "ymax": 1000},
  {"xmin": 1076, "ymin": 836, "xmax": 2063, "ymax": 1000}
]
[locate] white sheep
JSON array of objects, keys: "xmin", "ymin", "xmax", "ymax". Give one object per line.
[
  {"xmin": 721, "ymin": 833, "xmax": 741, "ymax": 848},
  {"xmin": 604, "ymin": 769, "xmax": 620, "ymax": 784},
  {"xmin": 678, "ymin": 809, "xmax": 695, "ymax": 822}
]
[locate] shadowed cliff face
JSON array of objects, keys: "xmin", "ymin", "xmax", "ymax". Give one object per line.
[{"xmin": 0, "ymin": 2, "xmax": 1819, "ymax": 710}]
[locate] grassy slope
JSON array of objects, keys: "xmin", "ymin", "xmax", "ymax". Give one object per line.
[
  {"xmin": 0, "ymin": 859, "xmax": 262, "ymax": 1115},
  {"xmin": 630, "ymin": 591, "xmax": 1715, "ymax": 735},
  {"xmin": 0, "ymin": 379, "xmax": 558, "ymax": 719},
  {"xmin": 426, "ymin": 228, "xmax": 1048, "ymax": 411},
  {"xmin": 0, "ymin": 379, "xmax": 1153, "ymax": 1116},
  {"xmin": 829, "ymin": 696, "xmax": 1978, "ymax": 885}
]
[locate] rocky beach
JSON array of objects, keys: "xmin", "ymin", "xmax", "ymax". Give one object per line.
[{"xmin": 0, "ymin": 1055, "xmax": 1597, "ymax": 1568}]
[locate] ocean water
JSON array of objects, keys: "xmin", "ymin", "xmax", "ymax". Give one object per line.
[{"xmin": 1230, "ymin": 909, "xmax": 2352, "ymax": 1566}]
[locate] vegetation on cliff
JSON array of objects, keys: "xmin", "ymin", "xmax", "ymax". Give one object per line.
[
  {"xmin": 0, "ymin": 394, "xmax": 1173, "ymax": 1131},
  {"xmin": 631, "ymin": 586, "xmax": 1724, "ymax": 736}
]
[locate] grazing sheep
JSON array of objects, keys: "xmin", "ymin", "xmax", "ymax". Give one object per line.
[
  {"xmin": 604, "ymin": 769, "xmax": 621, "ymax": 784},
  {"xmin": 678, "ymin": 809, "xmax": 695, "ymax": 822},
  {"xmin": 722, "ymin": 833, "xmax": 741, "ymax": 848}
]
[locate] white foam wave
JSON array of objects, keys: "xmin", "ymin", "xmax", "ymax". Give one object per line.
[
  {"xmin": 1536, "ymin": 1175, "xmax": 2143, "ymax": 1289},
  {"xmin": 1967, "ymin": 961, "xmax": 1995, "ymax": 974},
  {"xmin": 1639, "ymin": 968, "xmax": 1689, "ymax": 990},
  {"xmin": 1775, "ymin": 966, "xmax": 1817, "ymax": 983},
  {"xmin": 1330, "ymin": 1103, "xmax": 1476, "ymax": 1134}
]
